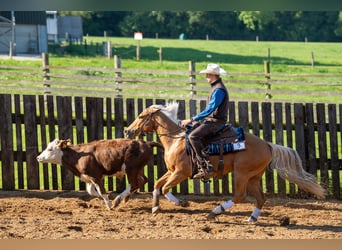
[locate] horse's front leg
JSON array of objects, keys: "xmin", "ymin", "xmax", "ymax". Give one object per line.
[
  {"xmin": 152, "ymin": 189, "xmax": 160, "ymax": 214},
  {"xmin": 152, "ymin": 171, "xmax": 172, "ymax": 214},
  {"xmin": 161, "ymin": 171, "xmax": 190, "ymax": 208},
  {"xmin": 164, "ymin": 192, "xmax": 189, "ymax": 207}
]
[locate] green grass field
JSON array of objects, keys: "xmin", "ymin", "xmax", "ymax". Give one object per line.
[
  {"xmin": 1, "ymin": 37, "xmax": 342, "ymax": 103},
  {"xmin": 3, "ymin": 37, "xmax": 342, "ymax": 72},
  {"xmin": 50, "ymin": 37, "xmax": 342, "ymax": 74}
]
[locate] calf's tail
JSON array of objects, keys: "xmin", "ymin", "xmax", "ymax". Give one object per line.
[{"xmin": 146, "ymin": 141, "xmax": 164, "ymax": 150}]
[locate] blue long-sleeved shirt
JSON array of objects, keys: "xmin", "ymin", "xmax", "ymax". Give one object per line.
[{"xmin": 193, "ymin": 88, "xmax": 226, "ymax": 121}]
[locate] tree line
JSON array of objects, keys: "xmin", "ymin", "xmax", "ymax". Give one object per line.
[{"xmin": 59, "ymin": 11, "xmax": 342, "ymax": 42}]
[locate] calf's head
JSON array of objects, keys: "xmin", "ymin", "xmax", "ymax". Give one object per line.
[{"xmin": 37, "ymin": 139, "xmax": 72, "ymax": 165}]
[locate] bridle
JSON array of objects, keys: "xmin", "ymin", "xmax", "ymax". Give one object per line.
[{"xmin": 136, "ymin": 109, "xmax": 185, "ymax": 139}]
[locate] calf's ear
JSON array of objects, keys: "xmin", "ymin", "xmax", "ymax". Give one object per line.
[
  {"xmin": 66, "ymin": 139, "xmax": 73, "ymax": 146},
  {"xmin": 58, "ymin": 139, "xmax": 73, "ymax": 149}
]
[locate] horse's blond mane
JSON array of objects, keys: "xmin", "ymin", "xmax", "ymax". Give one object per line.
[{"xmin": 151, "ymin": 102, "xmax": 179, "ymax": 124}]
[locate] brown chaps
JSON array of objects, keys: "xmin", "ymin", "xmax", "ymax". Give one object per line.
[{"xmin": 188, "ymin": 121, "xmax": 225, "ymax": 167}]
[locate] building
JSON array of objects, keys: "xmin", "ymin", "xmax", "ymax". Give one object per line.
[
  {"xmin": 46, "ymin": 11, "xmax": 58, "ymax": 44},
  {"xmin": 46, "ymin": 11, "xmax": 83, "ymax": 44},
  {"xmin": 0, "ymin": 11, "xmax": 48, "ymax": 55}
]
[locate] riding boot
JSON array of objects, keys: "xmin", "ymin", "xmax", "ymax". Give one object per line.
[
  {"xmin": 193, "ymin": 158, "xmax": 214, "ymax": 179},
  {"xmin": 189, "ymin": 126, "xmax": 215, "ymax": 179}
]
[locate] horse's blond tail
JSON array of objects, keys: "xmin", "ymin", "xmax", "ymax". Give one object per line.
[{"xmin": 268, "ymin": 143, "xmax": 326, "ymax": 199}]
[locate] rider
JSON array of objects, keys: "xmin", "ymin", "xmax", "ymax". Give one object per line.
[{"xmin": 181, "ymin": 63, "xmax": 229, "ymax": 179}]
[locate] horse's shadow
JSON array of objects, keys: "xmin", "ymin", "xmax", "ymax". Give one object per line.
[
  {"xmin": 283, "ymin": 201, "xmax": 342, "ymax": 213},
  {"xmin": 208, "ymin": 212, "xmax": 342, "ymax": 234},
  {"xmin": 265, "ymin": 223, "xmax": 342, "ymax": 233},
  {"xmin": 217, "ymin": 212, "xmax": 342, "ymax": 234},
  {"xmin": 151, "ymin": 202, "xmax": 342, "ymax": 235},
  {"xmin": 74, "ymin": 192, "xmax": 342, "ymax": 235}
]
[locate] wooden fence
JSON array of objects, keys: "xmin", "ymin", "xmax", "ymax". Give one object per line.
[
  {"xmin": 0, "ymin": 54, "xmax": 342, "ymax": 103},
  {"xmin": 0, "ymin": 94, "xmax": 341, "ymax": 199}
]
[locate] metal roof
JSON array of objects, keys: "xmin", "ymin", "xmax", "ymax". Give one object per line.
[{"xmin": 0, "ymin": 11, "xmax": 46, "ymax": 25}]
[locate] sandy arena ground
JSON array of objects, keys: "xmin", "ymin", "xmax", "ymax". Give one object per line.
[{"xmin": 0, "ymin": 190, "xmax": 341, "ymax": 239}]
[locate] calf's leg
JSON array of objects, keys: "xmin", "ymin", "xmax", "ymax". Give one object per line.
[
  {"xmin": 90, "ymin": 179, "xmax": 112, "ymax": 210},
  {"xmin": 86, "ymin": 183, "xmax": 100, "ymax": 197},
  {"xmin": 80, "ymin": 174, "xmax": 112, "ymax": 210},
  {"xmin": 112, "ymin": 184, "xmax": 132, "ymax": 208}
]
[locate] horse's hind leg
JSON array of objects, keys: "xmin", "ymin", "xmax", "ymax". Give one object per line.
[
  {"xmin": 207, "ymin": 173, "xmax": 248, "ymax": 220},
  {"xmin": 246, "ymin": 175, "xmax": 266, "ymax": 222}
]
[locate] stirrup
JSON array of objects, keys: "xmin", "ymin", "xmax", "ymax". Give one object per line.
[
  {"xmin": 204, "ymin": 159, "xmax": 213, "ymax": 169},
  {"xmin": 193, "ymin": 167, "xmax": 213, "ymax": 179}
]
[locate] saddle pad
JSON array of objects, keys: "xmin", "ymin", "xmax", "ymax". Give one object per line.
[
  {"xmin": 207, "ymin": 140, "xmax": 246, "ymax": 155},
  {"xmin": 185, "ymin": 124, "xmax": 246, "ymax": 155}
]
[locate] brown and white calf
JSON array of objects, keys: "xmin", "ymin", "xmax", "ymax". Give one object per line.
[{"xmin": 37, "ymin": 138, "xmax": 162, "ymax": 209}]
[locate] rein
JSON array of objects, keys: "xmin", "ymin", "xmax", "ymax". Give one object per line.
[
  {"xmin": 157, "ymin": 128, "xmax": 185, "ymax": 139},
  {"xmin": 141, "ymin": 110, "xmax": 185, "ymax": 139}
]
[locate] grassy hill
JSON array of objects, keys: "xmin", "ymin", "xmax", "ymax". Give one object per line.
[
  {"xmin": 1, "ymin": 37, "xmax": 342, "ymax": 103},
  {"xmin": 50, "ymin": 37, "xmax": 342, "ymax": 74}
]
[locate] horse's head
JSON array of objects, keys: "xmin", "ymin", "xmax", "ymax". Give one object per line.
[
  {"xmin": 125, "ymin": 106, "xmax": 161, "ymax": 138},
  {"xmin": 125, "ymin": 102, "xmax": 179, "ymax": 139}
]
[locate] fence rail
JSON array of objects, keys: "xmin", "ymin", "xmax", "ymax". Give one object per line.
[
  {"xmin": 0, "ymin": 94, "xmax": 341, "ymax": 199},
  {"xmin": 0, "ymin": 54, "xmax": 342, "ymax": 102}
]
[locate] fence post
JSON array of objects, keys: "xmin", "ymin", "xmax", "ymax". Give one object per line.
[
  {"xmin": 189, "ymin": 61, "xmax": 196, "ymax": 99},
  {"xmin": 42, "ymin": 53, "xmax": 51, "ymax": 95},
  {"xmin": 84, "ymin": 39, "xmax": 87, "ymax": 55},
  {"xmin": 158, "ymin": 47, "xmax": 162, "ymax": 63},
  {"xmin": 95, "ymin": 42, "xmax": 99, "ymax": 55},
  {"xmin": 136, "ymin": 40, "xmax": 140, "ymax": 61},
  {"xmin": 311, "ymin": 51, "xmax": 315, "ymax": 67},
  {"xmin": 107, "ymin": 41, "xmax": 112, "ymax": 59},
  {"xmin": 264, "ymin": 60, "xmax": 271, "ymax": 99},
  {"xmin": 0, "ymin": 94, "xmax": 15, "ymax": 190},
  {"xmin": 9, "ymin": 41, "xmax": 13, "ymax": 58},
  {"xmin": 114, "ymin": 55, "xmax": 122, "ymax": 97}
]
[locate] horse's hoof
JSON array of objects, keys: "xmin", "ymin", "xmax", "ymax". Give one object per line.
[
  {"xmin": 246, "ymin": 216, "xmax": 258, "ymax": 223},
  {"xmin": 179, "ymin": 199, "xmax": 189, "ymax": 207},
  {"xmin": 152, "ymin": 206, "xmax": 160, "ymax": 215},
  {"xmin": 207, "ymin": 212, "xmax": 218, "ymax": 220}
]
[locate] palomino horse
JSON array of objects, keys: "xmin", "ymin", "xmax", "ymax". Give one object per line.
[{"xmin": 125, "ymin": 102, "xmax": 326, "ymax": 222}]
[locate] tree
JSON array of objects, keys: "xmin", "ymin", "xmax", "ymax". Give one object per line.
[
  {"xmin": 334, "ymin": 11, "xmax": 342, "ymax": 38},
  {"xmin": 59, "ymin": 11, "xmax": 129, "ymax": 36},
  {"xmin": 186, "ymin": 11, "xmax": 243, "ymax": 40},
  {"xmin": 119, "ymin": 11, "xmax": 190, "ymax": 38},
  {"xmin": 57, "ymin": 11, "xmax": 342, "ymax": 42},
  {"xmin": 292, "ymin": 11, "xmax": 340, "ymax": 42},
  {"xmin": 238, "ymin": 11, "xmax": 341, "ymax": 41}
]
